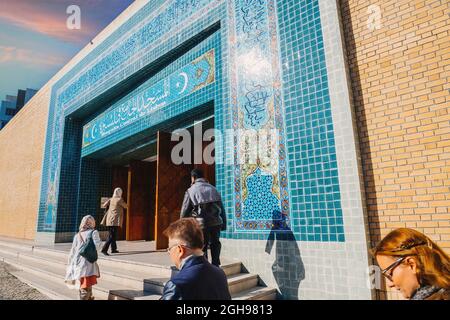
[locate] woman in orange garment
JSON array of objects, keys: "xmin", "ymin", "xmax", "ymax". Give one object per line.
[{"xmin": 65, "ymin": 215, "xmax": 102, "ymax": 300}]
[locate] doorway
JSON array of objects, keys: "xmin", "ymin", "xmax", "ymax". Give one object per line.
[
  {"xmin": 155, "ymin": 117, "xmax": 215, "ymax": 249},
  {"xmin": 110, "ymin": 161, "xmax": 157, "ymax": 241},
  {"xmin": 110, "ymin": 117, "xmax": 215, "ymax": 248}
]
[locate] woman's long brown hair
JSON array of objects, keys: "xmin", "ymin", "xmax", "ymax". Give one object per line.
[{"xmin": 373, "ymin": 228, "xmax": 450, "ymax": 289}]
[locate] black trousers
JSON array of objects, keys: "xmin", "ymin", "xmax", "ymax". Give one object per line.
[
  {"xmin": 202, "ymin": 226, "xmax": 222, "ymax": 266},
  {"xmin": 102, "ymin": 226, "xmax": 118, "ymax": 253}
]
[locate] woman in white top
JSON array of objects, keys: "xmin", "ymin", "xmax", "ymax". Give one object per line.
[{"xmin": 65, "ymin": 215, "xmax": 102, "ymax": 300}]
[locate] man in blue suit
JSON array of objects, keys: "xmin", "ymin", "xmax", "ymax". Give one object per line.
[{"xmin": 160, "ymin": 218, "xmax": 231, "ymax": 300}]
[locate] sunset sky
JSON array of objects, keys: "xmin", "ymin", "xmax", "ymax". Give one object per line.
[{"xmin": 0, "ymin": 0, "xmax": 134, "ymax": 100}]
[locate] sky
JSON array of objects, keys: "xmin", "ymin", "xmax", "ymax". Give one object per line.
[{"xmin": 0, "ymin": 0, "xmax": 135, "ymax": 100}]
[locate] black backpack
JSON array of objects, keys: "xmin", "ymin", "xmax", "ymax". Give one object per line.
[
  {"xmin": 191, "ymin": 202, "xmax": 223, "ymax": 228},
  {"xmin": 79, "ymin": 230, "xmax": 98, "ymax": 263}
]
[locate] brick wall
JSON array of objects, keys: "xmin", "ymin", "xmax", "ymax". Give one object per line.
[
  {"xmin": 0, "ymin": 87, "xmax": 51, "ymax": 239},
  {"xmin": 341, "ymin": 0, "xmax": 449, "ymax": 298}
]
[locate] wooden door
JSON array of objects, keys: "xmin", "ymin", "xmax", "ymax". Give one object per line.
[
  {"xmin": 111, "ymin": 166, "xmax": 128, "ymax": 240},
  {"xmin": 126, "ymin": 160, "xmax": 156, "ymax": 241},
  {"xmin": 155, "ymin": 131, "xmax": 192, "ymax": 249}
]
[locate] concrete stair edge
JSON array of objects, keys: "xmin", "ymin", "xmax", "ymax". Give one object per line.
[
  {"xmin": 8, "ymin": 269, "xmax": 77, "ymax": 300},
  {"xmin": 0, "ymin": 243, "xmax": 243, "ymax": 278},
  {"xmin": 232, "ymin": 286, "xmax": 278, "ymax": 300},
  {"xmin": 0, "ymin": 245, "xmax": 161, "ymax": 288},
  {"xmin": 0, "ymin": 247, "xmax": 148, "ymax": 291},
  {"xmin": 0, "ymin": 239, "xmax": 174, "ymax": 274},
  {"xmin": 0, "ymin": 241, "xmax": 242, "ymax": 278},
  {"xmin": 0, "ymin": 238, "xmax": 35, "ymax": 251},
  {"xmin": 0, "ymin": 239, "xmax": 277, "ymax": 301},
  {"xmin": 110, "ymin": 285, "xmax": 277, "ymax": 301},
  {"xmin": 3, "ymin": 253, "xmax": 276, "ymax": 301},
  {"xmin": 143, "ymin": 272, "xmax": 260, "ymax": 296},
  {"xmin": 0, "ymin": 254, "xmax": 132, "ymax": 300}
]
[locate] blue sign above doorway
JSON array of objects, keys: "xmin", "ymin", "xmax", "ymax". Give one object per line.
[{"xmin": 82, "ymin": 49, "xmax": 215, "ymax": 148}]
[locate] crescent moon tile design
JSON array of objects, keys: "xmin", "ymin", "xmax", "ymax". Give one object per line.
[{"xmin": 81, "ymin": 49, "xmax": 215, "ymax": 148}]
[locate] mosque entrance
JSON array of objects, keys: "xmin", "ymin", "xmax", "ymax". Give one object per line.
[
  {"xmin": 106, "ymin": 117, "xmax": 215, "ymax": 247},
  {"xmin": 154, "ymin": 131, "xmax": 192, "ymax": 249}
]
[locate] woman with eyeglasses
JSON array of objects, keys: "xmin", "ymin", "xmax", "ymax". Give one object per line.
[{"xmin": 373, "ymin": 228, "xmax": 450, "ymax": 300}]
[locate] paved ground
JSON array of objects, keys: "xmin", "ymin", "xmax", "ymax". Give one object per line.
[{"xmin": 0, "ymin": 261, "xmax": 48, "ymax": 300}]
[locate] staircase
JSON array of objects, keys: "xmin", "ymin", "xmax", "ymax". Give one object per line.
[{"xmin": 0, "ymin": 238, "xmax": 276, "ymax": 300}]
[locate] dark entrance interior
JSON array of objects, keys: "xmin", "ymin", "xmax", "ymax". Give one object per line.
[
  {"xmin": 97, "ymin": 116, "xmax": 215, "ymax": 247},
  {"xmin": 110, "ymin": 161, "xmax": 157, "ymax": 241}
]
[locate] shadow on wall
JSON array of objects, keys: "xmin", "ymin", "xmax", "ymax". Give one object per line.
[{"xmin": 265, "ymin": 210, "xmax": 305, "ymax": 300}]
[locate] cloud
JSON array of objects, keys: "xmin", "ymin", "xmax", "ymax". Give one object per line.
[
  {"xmin": 0, "ymin": 45, "xmax": 67, "ymax": 67},
  {"xmin": 0, "ymin": 1, "xmax": 98, "ymax": 44}
]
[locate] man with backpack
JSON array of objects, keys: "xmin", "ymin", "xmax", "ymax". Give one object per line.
[{"xmin": 180, "ymin": 169, "xmax": 227, "ymax": 266}]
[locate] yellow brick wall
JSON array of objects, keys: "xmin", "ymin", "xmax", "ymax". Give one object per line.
[
  {"xmin": 341, "ymin": 0, "xmax": 450, "ymax": 299},
  {"xmin": 0, "ymin": 87, "xmax": 51, "ymax": 240}
]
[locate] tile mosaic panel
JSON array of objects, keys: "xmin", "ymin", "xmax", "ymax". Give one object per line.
[{"xmin": 230, "ymin": 0, "xmax": 290, "ymax": 233}]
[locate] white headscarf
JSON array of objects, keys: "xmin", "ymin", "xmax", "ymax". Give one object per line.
[
  {"xmin": 79, "ymin": 215, "xmax": 96, "ymax": 232},
  {"xmin": 112, "ymin": 187, "xmax": 123, "ymax": 198}
]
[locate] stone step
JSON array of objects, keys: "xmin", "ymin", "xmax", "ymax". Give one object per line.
[
  {"xmin": 110, "ymin": 285, "xmax": 277, "ymax": 300},
  {"xmin": 0, "ymin": 239, "xmax": 173, "ymax": 276},
  {"xmin": 42, "ymin": 249, "xmax": 240, "ymax": 278},
  {"xmin": 0, "ymin": 245, "xmax": 155, "ymax": 291},
  {"xmin": 108, "ymin": 289, "xmax": 160, "ymax": 300},
  {"xmin": 7, "ymin": 269, "xmax": 78, "ymax": 300},
  {"xmin": 0, "ymin": 238, "xmax": 276, "ymax": 301},
  {"xmin": 2, "ymin": 249, "xmax": 269, "ymax": 301},
  {"xmin": 227, "ymin": 273, "xmax": 259, "ymax": 295},
  {"xmin": 34, "ymin": 247, "xmax": 174, "ymax": 277},
  {"xmin": 165, "ymin": 261, "xmax": 242, "ymax": 278},
  {"xmin": 143, "ymin": 272, "xmax": 259, "ymax": 295},
  {"xmin": 0, "ymin": 238, "xmax": 35, "ymax": 251},
  {"xmin": 0, "ymin": 243, "xmax": 242, "ymax": 280},
  {"xmin": 221, "ymin": 262, "xmax": 242, "ymax": 277},
  {"xmin": 141, "ymin": 277, "xmax": 167, "ymax": 294},
  {"xmin": 232, "ymin": 286, "xmax": 278, "ymax": 300},
  {"xmin": 0, "ymin": 239, "xmax": 69, "ymax": 263},
  {"xmin": 0, "ymin": 253, "xmax": 134, "ymax": 300},
  {"xmin": 0, "ymin": 239, "xmax": 243, "ymax": 278},
  {"xmin": 134, "ymin": 294, "xmax": 163, "ymax": 300}
]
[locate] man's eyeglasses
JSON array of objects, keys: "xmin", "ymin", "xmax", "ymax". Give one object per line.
[{"xmin": 381, "ymin": 256, "xmax": 406, "ymax": 282}]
